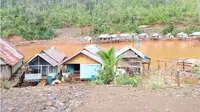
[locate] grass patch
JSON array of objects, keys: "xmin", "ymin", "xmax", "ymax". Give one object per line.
[
  {"xmin": 116, "ymin": 75, "xmax": 141, "ymax": 87},
  {"xmin": 0, "ymin": 80, "xmax": 12, "ymax": 89}
]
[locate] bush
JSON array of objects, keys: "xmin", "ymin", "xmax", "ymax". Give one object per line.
[
  {"xmin": 116, "ymin": 75, "xmax": 141, "ymax": 87},
  {"xmin": 143, "ymin": 74, "xmax": 169, "ymax": 89},
  {"xmin": 182, "ymin": 25, "xmax": 200, "ymax": 33},
  {"xmin": 193, "ymin": 64, "xmax": 200, "ymax": 81},
  {"xmin": 162, "ymin": 22, "xmax": 176, "ymax": 34},
  {"xmin": 0, "ymin": 80, "xmax": 12, "ymax": 89}
]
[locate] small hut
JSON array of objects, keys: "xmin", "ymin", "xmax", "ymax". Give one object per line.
[
  {"xmin": 119, "ymin": 33, "xmax": 132, "ymax": 41},
  {"xmin": 110, "ymin": 34, "xmax": 120, "ymax": 41},
  {"xmin": 165, "ymin": 33, "xmax": 174, "ymax": 39},
  {"xmin": 0, "ymin": 38, "xmax": 25, "ymax": 80},
  {"xmin": 25, "ymin": 46, "xmax": 67, "ymax": 81},
  {"xmin": 152, "ymin": 33, "xmax": 162, "ymax": 40},
  {"xmin": 97, "ymin": 34, "xmax": 112, "ymax": 41},
  {"xmin": 83, "ymin": 36, "xmax": 92, "ymax": 42},
  {"xmin": 130, "ymin": 33, "xmax": 139, "ymax": 39},
  {"xmin": 116, "ymin": 46, "xmax": 151, "ymax": 75},
  {"xmin": 177, "ymin": 32, "xmax": 189, "ymax": 39},
  {"xmin": 139, "ymin": 33, "xmax": 149, "ymax": 39},
  {"xmin": 61, "ymin": 44, "xmax": 103, "ymax": 80},
  {"xmin": 190, "ymin": 32, "xmax": 200, "ymax": 38}
]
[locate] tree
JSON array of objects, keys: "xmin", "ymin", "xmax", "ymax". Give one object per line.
[
  {"xmin": 97, "ymin": 47, "xmax": 121, "ymax": 84},
  {"xmin": 162, "ymin": 22, "xmax": 176, "ymax": 35},
  {"xmin": 197, "ymin": 0, "xmax": 200, "ymax": 22}
]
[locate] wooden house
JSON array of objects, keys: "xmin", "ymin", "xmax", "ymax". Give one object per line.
[
  {"xmin": 61, "ymin": 44, "xmax": 103, "ymax": 80},
  {"xmin": 116, "ymin": 46, "xmax": 151, "ymax": 75},
  {"xmin": 25, "ymin": 46, "xmax": 67, "ymax": 81},
  {"xmin": 0, "ymin": 38, "xmax": 25, "ymax": 80}
]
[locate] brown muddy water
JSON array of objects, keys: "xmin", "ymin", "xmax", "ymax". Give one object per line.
[{"xmin": 18, "ymin": 40, "xmax": 200, "ymax": 68}]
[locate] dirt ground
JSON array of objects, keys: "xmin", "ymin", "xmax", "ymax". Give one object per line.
[
  {"xmin": 0, "ymin": 83, "xmax": 91, "ymax": 112},
  {"xmin": 75, "ymin": 85, "xmax": 200, "ymax": 112},
  {"xmin": 1, "ymin": 84, "xmax": 200, "ymax": 112}
]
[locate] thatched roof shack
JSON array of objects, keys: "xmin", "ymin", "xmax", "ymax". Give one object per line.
[{"xmin": 116, "ymin": 46, "xmax": 151, "ymax": 71}]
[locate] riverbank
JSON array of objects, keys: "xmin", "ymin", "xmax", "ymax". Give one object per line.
[{"xmin": 3, "ymin": 34, "xmax": 200, "ymax": 46}]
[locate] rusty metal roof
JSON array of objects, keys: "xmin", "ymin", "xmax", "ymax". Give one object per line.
[{"xmin": 0, "ymin": 38, "xmax": 24, "ymax": 66}]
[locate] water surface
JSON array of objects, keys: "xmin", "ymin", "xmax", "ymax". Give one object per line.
[{"xmin": 18, "ymin": 40, "xmax": 200, "ymax": 68}]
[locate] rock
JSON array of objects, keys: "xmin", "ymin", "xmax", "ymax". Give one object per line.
[
  {"xmin": 7, "ymin": 107, "xmax": 15, "ymax": 111},
  {"xmin": 46, "ymin": 101, "xmax": 53, "ymax": 106}
]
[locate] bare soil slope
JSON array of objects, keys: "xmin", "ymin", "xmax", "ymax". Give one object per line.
[{"xmin": 75, "ymin": 85, "xmax": 200, "ymax": 112}]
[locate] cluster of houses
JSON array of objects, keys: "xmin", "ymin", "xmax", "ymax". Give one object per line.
[
  {"xmin": 83, "ymin": 32, "xmax": 200, "ymax": 42},
  {"xmin": 0, "ymin": 38, "xmax": 150, "ymax": 86}
]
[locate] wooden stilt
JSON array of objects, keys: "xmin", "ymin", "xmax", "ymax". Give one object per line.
[
  {"xmin": 176, "ymin": 71, "xmax": 180, "ymax": 87},
  {"xmin": 158, "ymin": 61, "xmax": 160, "ymax": 70}
]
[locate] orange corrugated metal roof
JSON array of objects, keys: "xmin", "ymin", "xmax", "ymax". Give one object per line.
[{"xmin": 0, "ymin": 38, "xmax": 25, "ymax": 66}]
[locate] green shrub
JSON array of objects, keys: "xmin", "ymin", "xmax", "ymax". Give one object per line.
[
  {"xmin": 193, "ymin": 64, "xmax": 200, "ymax": 81},
  {"xmin": 162, "ymin": 22, "xmax": 176, "ymax": 35},
  {"xmin": 182, "ymin": 25, "xmax": 200, "ymax": 33},
  {"xmin": 96, "ymin": 79, "xmax": 105, "ymax": 85},
  {"xmin": 116, "ymin": 75, "xmax": 141, "ymax": 87},
  {"xmin": 0, "ymin": 80, "xmax": 12, "ymax": 89}
]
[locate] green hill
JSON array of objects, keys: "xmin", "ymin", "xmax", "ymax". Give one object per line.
[{"xmin": 1, "ymin": 0, "xmax": 199, "ymax": 39}]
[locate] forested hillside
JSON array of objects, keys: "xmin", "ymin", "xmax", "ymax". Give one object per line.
[{"xmin": 1, "ymin": 0, "xmax": 199, "ymax": 39}]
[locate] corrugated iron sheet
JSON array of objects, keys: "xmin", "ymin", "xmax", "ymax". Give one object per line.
[
  {"xmin": 43, "ymin": 46, "xmax": 67, "ymax": 63},
  {"xmin": 116, "ymin": 46, "xmax": 150, "ymax": 59},
  {"xmin": 0, "ymin": 38, "xmax": 24, "ymax": 66},
  {"xmin": 84, "ymin": 44, "xmax": 101, "ymax": 55},
  {"xmin": 26, "ymin": 46, "xmax": 66, "ymax": 66},
  {"xmin": 61, "ymin": 49, "xmax": 103, "ymax": 65}
]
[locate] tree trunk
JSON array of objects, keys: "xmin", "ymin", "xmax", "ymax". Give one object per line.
[{"xmin": 197, "ymin": 0, "xmax": 200, "ymax": 22}]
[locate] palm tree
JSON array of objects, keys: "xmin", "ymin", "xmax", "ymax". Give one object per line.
[{"xmin": 97, "ymin": 47, "xmax": 121, "ymax": 84}]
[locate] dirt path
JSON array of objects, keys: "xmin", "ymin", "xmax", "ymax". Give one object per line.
[{"xmin": 75, "ymin": 85, "xmax": 200, "ymax": 112}]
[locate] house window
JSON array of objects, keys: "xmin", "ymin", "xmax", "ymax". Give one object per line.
[
  {"xmin": 49, "ymin": 66, "xmax": 56, "ymax": 73},
  {"xmin": 29, "ymin": 66, "xmax": 41, "ymax": 74}
]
